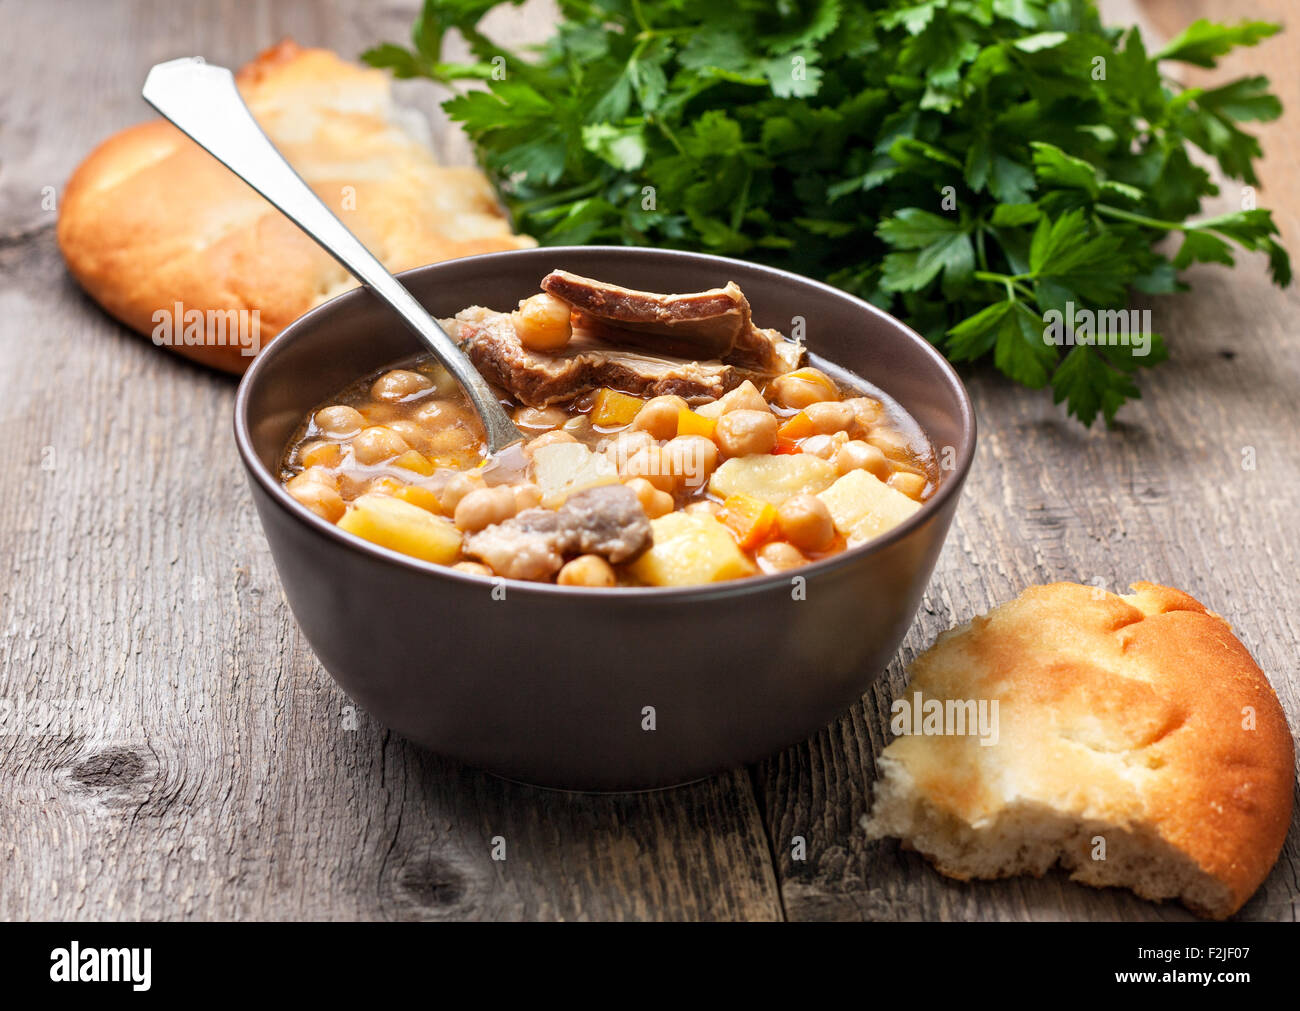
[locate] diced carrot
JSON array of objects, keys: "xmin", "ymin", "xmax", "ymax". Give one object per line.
[
  {"xmin": 772, "ymin": 436, "xmax": 801, "ymax": 455},
  {"xmin": 777, "ymin": 411, "xmax": 815, "ymax": 440},
  {"xmin": 393, "ymin": 449, "xmax": 435, "ymax": 476},
  {"xmin": 591, "ymin": 388, "xmax": 645, "ymax": 427},
  {"xmin": 676, "ymin": 406, "xmax": 716, "ymax": 439},
  {"xmin": 718, "ymin": 493, "xmax": 779, "ymax": 551}
]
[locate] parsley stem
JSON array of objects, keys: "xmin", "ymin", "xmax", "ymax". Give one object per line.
[
  {"xmin": 631, "ymin": 0, "xmax": 650, "ymax": 33},
  {"xmin": 973, "ymin": 270, "xmax": 1034, "ymax": 302},
  {"xmin": 512, "ymin": 179, "xmax": 603, "ymax": 214},
  {"xmin": 1095, "ymin": 204, "xmax": 1186, "ymax": 232}
]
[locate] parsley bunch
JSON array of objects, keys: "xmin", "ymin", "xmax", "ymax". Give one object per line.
[{"xmin": 365, "ymin": 0, "xmax": 1289, "ymax": 424}]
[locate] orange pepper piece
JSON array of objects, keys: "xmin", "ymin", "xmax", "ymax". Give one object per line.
[
  {"xmin": 591, "ymin": 388, "xmax": 645, "ymax": 427},
  {"xmin": 676, "ymin": 406, "xmax": 716, "ymax": 439},
  {"xmin": 777, "ymin": 411, "xmax": 815, "ymax": 440}
]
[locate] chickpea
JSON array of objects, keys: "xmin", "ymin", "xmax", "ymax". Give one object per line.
[
  {"xmin": 386, "ymin": 419, "xmax": 435, "ymax": 454},
  {"xmin": 351, "ymin": 426, "xmax": 411, "ymax": 465},
  {"xmin": 314, "ymin": 405, "xmax": 365, "ymax": 439},
  {"xmin": 371, "ymin": 369, "xmax": 434, "ymax": 403},
  {"xmin": 425, "ymin": 365, "xmax": 460, "ymax": 399},
  {"xmin": 777, "ymin": 494, "xmax": 835, "ymax": 552},
  {"xmin": 426, "ymin": 425, "xmax": 479, "ymax": 456},
  {"xmin": 696, "ymin": 380, "xmax": 769, "ymax": 420},
  {"xmin": 631, "ymin": 395, "xmax": 688, "ymax": 440},
  {"xmin": 523, "ymin": 429, "xmax": 578, "ymax": 459},
  {"xmin": 887, "ymin": 471, "xmax": 928, "ymax": 500},
  {"xmin": 604, "ymin": 429, "xmax": 656, "ymax": 470},
  {"xmin": 662, "ymin": 435, "xmax": 719, "ymax": 491},
  {"xmin": 843, "ymin": 396, "xmax": 884, "ymax": 435},
  {"xmin": 454, "ymin": 486, "xmax": 518, "ymax": 533},
  {"xmin": 757, "ymin": 541, "xmax": 808, "ymax": 573},
  {"xmin": 513, "ymin": 483, "xmax": 544, "ymax": 511},
  {"xmin": 289, "ymin": 466, "xmax": 339, "ymax": 491},
  {"xmin": 625, "ymin": 477, "xmax": 674, "ymax": 519},
  {"xmin": 512, "ymin": 293, "xmax": 573, "ymax": 351},
  {"xmin": 286, "ymin": 475, "xmax": 344, "ymax": 522},
  {"xmin": 867, "ymin": 427, "xmax": 912, "ymax": 461},
  {"xmin": 834, "ymin": 439, "xmax": 891, "ymax": 479},
  {"xmin": 300, "ymin": 440, "xmax": 342, "ymax": 469},
  {"xmin": 453, "ymin": 560, "xmax": 495, "ymax": 577},
  {"xmin": 513, "ymin": 405, "xmax": 569, "ymax": 431},
  {"xmin": 359, "ymin": 403, "xmax": 402, "ymax": 425},
  {"xmin": 803, "ymin": 401, "xmax": 855, "ymax": 435},
  {"xmin": 557, "ymin": 554, "xmax": 617, "ymax": 588},
  {"xmin": 622, "ymin": 444, "xmax": 674, "ymax": 493},
  {"xmin": 437, "ymin": 471, "xmax": 486, "ymax": 513},
  {"xmin": 715, "ymin": 409, "xmax": 778, "ymax": 458},
  {"xmin": 769, "ymin": 368, "xmax": 838, "ymax": 409},
  {"xmin": 801, "ymin": 432, "xmax": 849, "ymax": 460},
  {"xmin": 413, "ymin": 399, "xmax": 471, "ymax": 430}
]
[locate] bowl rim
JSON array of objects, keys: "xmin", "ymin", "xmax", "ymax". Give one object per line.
[{"xmin": 233, "ymin": 245, "xmax": 977, "ymax": 599}]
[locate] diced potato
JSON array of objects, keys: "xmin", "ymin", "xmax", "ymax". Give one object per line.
[
  {"xmin": 338, "ymin": 493, "xmax": 462, "ymax": 564},
  {"xmin": 530, "ymin": 441, "xmax": 620, "ymax": 507},
  {"xmin": 393, "ymin": 449, "xmax": 435, "ymax": 476},
  {"xmin": 393, "ymin": 484, "xmax": 444, "ymax": 514},
  {"xmin": 630, "ymin": 512, "xmax": 758, "ymax": 587},
  {"xmin": 591, "ymin": 388, "xmax": 645, "ymax": 427},
  {"xmin": 708, "ymin": 454, "xmax": 837, "ymax": 505},
  {"xmin": 817, "ymin": 469, "xmax": 922, "ymax": 546}
]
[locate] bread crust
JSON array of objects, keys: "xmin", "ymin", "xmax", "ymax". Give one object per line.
[
  {"xmin": 57, "ymin": 40, "xmax": 533, "ymax": 373},
  {"xmin": 864, "ymin": 582, "xmax": 1294, "ymax": 918}
]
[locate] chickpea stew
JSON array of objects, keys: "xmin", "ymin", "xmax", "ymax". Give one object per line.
[{"xmin": 279, "ymin": 273, "xmax": 938, "ymax": 587}]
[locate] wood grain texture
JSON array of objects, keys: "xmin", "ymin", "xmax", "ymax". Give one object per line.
[
  {"xmin": 0, "ymin": 0, "xmax": 1296, "ymax": 922},
  {"xmin": 757, "ymin": 0, "xmax": 1300, "ymax": 922},
  {"xmin": 0, "ymin": 0, "xmax": 780, "ymax": 922}
]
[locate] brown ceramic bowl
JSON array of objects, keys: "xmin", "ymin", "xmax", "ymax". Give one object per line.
[{"xmin": 234, "ymin": 247, "xmax": 976, "ymax": 790}]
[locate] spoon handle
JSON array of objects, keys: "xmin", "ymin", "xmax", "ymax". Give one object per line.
[{"xmin": 142, "ymin": 57, "xmax": 523, "ymax": 453}]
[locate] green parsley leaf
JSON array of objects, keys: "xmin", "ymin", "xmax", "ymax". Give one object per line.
[{"xmin": 369, "ymin": 2, "xmax": 1289, "ymax": 425}]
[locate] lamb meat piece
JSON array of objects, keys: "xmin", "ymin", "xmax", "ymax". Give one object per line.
[
  {"xmin": 462, "ymin": 484, "xmax": 652, "ymax": 581},
  {"xmin": 558, "ymin": 484, "xmax": 652, "ymax": 562},
  {"xmin": 541, "ymin": 270, "xmax": 804, "ymax": 373},
  {"xmin": 458, "ymin": 308, "xmax": 740, "ymax": 407}
]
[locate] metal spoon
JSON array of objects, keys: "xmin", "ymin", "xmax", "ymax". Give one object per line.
[{"xmin": 142, "ymin": 56, "xmax": 524, "ymax": 457}]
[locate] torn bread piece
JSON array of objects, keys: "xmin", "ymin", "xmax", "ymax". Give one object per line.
[
  {"xmin": 862, "ymin": 582, "xmax": 1294, "ymax": 919},
  {"xmin": 57, "ymin": 40, "xmax": 533, "ymax": 373}
]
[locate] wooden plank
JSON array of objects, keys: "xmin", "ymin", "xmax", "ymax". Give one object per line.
[
  {"xmin": 757, "ymin": 0, "xmax": 1300, "ymax": 921},
  {"xmin": 0, "ymin": 0, "xmax": 782, "ymax": 921}
]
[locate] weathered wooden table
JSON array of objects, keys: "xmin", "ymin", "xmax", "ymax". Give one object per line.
[{"xmin": 1, "ymin": 0, "xmax": 1295, "ymax": 920}]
